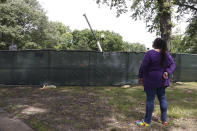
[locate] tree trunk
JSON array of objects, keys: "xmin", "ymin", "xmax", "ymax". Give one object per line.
[{"xmin": 158, "ymin": 0, "xmax": 172, "ymax": 51}]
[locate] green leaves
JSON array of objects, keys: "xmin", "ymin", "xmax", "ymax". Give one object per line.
[
  {"xmin": 71, "ymin": 29, "xmax": 125, "ymax": 51},
  {"xmin": 123, "ymin": 42, "xmax": 146, "ymax": 52},
  {"xmin": 0, "ymin": 0, "xmax": 146, "ymax": 51},
  {"xmin": 0, "ymin": 0, "xmax": 47, "ymax": 49},
  {"xmin": 94, "ymin": 0, "xmax": 197, "ymax": 52},
  {"xmin": 71, "ymin": 29, "xmax": 145, "ymax": 52},
  {"xmin": 0, "ymin": 0, "xmax": 73, "ymax": 50}
]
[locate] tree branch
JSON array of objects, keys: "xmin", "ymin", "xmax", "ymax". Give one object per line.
[{"xmin": 175, "ymin": 1, "xmax": 197, "ymax": 12}]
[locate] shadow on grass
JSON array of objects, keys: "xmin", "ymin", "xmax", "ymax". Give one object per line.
[
  {"xmin": 0, "ymin": 83, "xmax": 197, "ymax": 131},
  {"xmin": 0, "ymin": 86, "xmax": 115, "ymax": 131}
]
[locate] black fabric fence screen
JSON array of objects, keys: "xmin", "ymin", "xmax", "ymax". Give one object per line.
[{"xmin": 0, "ymin": 50, "xmax": 196, "ymax": 86}]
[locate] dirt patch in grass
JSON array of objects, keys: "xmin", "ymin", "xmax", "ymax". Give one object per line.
[
  {"xmin": 0, "ymin": 83, "xmax": 197, "ymax": 131},
  {"xmin": 0, "ymin": 86, "xmax": 123, "ymax": 130}
]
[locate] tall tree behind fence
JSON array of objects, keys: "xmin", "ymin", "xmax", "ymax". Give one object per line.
[{"xmin": 0, "ymin": 50, "xmax": 196, "ymax": 86}]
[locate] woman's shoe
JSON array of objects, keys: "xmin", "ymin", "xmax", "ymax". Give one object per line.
[
  {"xmin": 162, "ymin": 121, "xmax": 168, "ymax": 126},
  {"xmin": 136, "ymin": 120, "xmax": 151, "ymax": 127},
  {"xmin": 157, "ymin": 118, "xmax": 168, "ymax": 126}
]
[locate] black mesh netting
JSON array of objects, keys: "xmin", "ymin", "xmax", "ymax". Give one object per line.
[{"xmin": 0, "ymin": 50, "xmax": 196, "ymax": 86}]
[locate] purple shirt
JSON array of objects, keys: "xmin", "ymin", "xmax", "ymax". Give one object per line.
[{"xmin": 139, "ymin": 50, "xmax": 176, "ymax": 91}]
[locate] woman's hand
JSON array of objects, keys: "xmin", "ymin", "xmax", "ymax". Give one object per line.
[
  {"xmin": 138, "ymin": 78, "xmax": 143, "ymax": 84},
  {"xmin": 163, "ymin": 72, "xmax": 168, "ymax": 80}
]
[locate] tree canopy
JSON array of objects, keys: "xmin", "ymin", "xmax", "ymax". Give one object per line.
[
  {"xmin": 95, "ymin": 0, "xmax": 197, "ymax": 53},
  {"xmin": 71, "ymin": 29, "xmax": 146, "ymax": 52},
  {"xmin": 173, "ymin": 0, "xmax": 197, "ymax": 53},
  {"xmin": 96, "ymin": 0, "xmax": 173, "ymax": 49},
  {"xmin": 0, "ymin": 0, "xmax": 47, "ymax": 49},
  {"xmin": 0, "ymin": 0, "xmax": 149, "ymax": 52}
]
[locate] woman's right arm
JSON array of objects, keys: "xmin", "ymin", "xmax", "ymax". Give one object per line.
[
  {"xmin": 138, "ymin": 52, "xmax": 151, "ymax": 83},
  {"xmin": 138, "ymin": 64, "xmax": 143, "ymax": 84},
  {"xmin": 140, "ymin": 52, "xmax": 151, "ymax": 73}
]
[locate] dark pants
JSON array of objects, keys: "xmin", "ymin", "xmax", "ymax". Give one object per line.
[{"xmin": 144, "ymin": 87, "xmax": 167, "ymax": 124}]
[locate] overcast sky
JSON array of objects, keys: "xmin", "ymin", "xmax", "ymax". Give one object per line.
[{"xmin": 38, "ymin": 0, "xmax": 187, "ymax": 48}]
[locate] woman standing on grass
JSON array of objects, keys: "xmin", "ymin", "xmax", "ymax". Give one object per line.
[{"xmin": 136, "ymin": 38, "xmax": 176, "ymax": 127}]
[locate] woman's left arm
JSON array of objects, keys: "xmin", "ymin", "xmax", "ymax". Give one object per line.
[{"xmin": 166, "ymin": 54, "xmax": 176, "ymax": 75}]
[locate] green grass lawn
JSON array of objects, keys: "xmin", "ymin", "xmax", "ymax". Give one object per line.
[
  {"xmin": 0, "ymin": 82, "xmax": 197, "ymax": 131},
  {"xmin": 86, "ymin": 82, "xmax": 197, "ymax": 130}
]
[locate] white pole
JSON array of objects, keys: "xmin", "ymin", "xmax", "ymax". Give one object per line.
[
  {"xmin": 97, "ymin": 41, "xmax": 103, "ymax": 52},
  {"xmin": 83, "ymin": 14, "xmax": 103, "ymax": 52}
]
